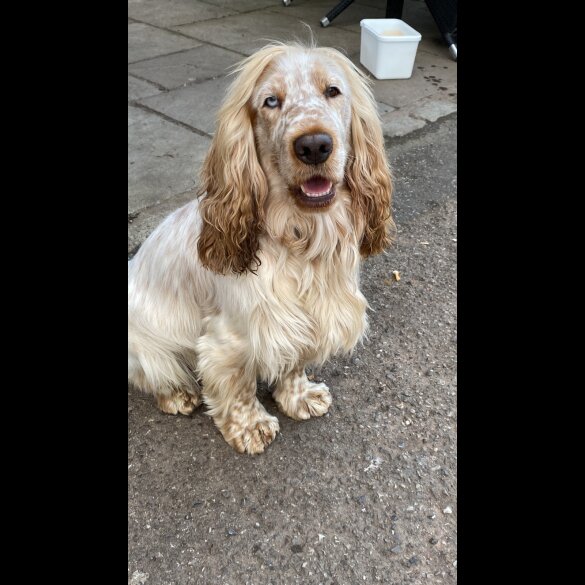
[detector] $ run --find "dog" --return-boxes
[128,43,394,454]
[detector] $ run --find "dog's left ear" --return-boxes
[333,52,396,257]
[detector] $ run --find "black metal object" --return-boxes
[424,0,457,60]
[385,0,404,19]
[321,0,404,27]
[320,0,355,27]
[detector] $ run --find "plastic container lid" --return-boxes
[360,18,422,42]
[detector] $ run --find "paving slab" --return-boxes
[414,47,457,85]
[347,56,433,109]
[380,90,456,137]
[381,107,427,137]
[128,44,241,90]
[409,94,457,122]
[203,0,278,10]
[128,0,237,27]
[128,75,163,101]
[350,48,456,109]
[128,22,201,64]
[128,106,210,214]
[377,100,396,116]
[174,11,361,57]
[138,76,232,135]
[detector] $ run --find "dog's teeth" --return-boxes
[300,179,333,197]
[302,191,328,197]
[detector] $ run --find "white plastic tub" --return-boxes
[360,19,422,80]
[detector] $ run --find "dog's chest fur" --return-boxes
[249,209,368,379]
[280,251,367,358]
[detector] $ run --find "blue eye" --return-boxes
[264,96,280,108]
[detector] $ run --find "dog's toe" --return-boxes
[221,412,280,455]
[156,388,202,416]
[275,381,332,421]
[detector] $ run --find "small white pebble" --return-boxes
[129,571,149,585]
[443,506,453,514]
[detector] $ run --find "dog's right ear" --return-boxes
[197,45,286,275]
[197,104,266,275]
[323,48,395,258]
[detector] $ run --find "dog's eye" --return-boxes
[325,86,341,98]
[264,96,280,108]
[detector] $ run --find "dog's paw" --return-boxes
[274,380,332,421]
[220,410,280,455]
[156,388,201,416]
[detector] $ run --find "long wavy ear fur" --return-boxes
[197,45,287,275]
[325,49,396,257]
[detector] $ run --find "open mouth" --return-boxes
[293,176,336,208]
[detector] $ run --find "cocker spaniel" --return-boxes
[128,43,395,454]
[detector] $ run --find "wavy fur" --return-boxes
[128,44,394,454]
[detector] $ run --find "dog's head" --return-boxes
[198,43,394,274]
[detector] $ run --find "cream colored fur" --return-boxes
[128,43,394,454]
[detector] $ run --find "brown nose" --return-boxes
[294,133,333,165]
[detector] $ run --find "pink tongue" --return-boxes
[301,177,332,195]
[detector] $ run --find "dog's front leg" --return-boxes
[273,366,332,421]
[196,320,279,454]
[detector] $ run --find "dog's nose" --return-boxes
[294,133,333,165]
